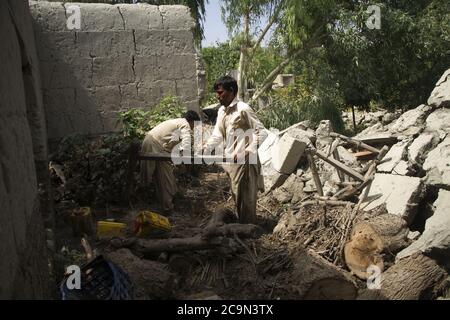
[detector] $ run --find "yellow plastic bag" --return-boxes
[134,211,171,237]
[97,221,127,239]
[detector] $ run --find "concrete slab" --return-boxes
[363,174,423,224]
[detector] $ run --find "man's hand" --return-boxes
[232,150,249,163]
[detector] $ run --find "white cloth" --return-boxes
[204,98,267,157]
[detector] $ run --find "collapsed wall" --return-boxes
[0,0,50,299]
[30,1,201,141]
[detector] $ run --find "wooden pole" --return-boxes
[330,132,381,154]
[311,149,365,182]
[306,150,324,196]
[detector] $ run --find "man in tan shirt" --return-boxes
[141,110,200,213]
[204,76,267,223]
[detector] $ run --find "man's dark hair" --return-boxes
[214,76,238,95]
[184,110,200,122]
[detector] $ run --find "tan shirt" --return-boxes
[148,118,191,153]
[204,98,267,156]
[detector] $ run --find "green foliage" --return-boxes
[258,84,344,133]
[118,108,152,141]
[118,96,186,140]
[52,133,131,207]
[327,0,450,109]
[201,42,240,105]
[146,96,186,128]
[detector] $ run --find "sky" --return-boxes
[201,1,273,48]
[202,1,229,47]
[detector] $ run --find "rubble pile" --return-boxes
[258,68,450,298]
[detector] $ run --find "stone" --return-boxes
[388,104,432,137]
[425,108,450,135]
[407,231,421,241]
[315,120,333,150]
[396,189,450,261]
[271,135,307,175]
[392,160,410,176]
[377,139,410,173]
[427,69,450,108]
[382,112,396,125]
[336,146,357,167]
[261,164,288,193]
[408,132,440,165]
[273,174,304,204]
[356,123,388,138]
[423,136,450,188]
[363,174,424,224]
[257,130,279,166]
[285,128,315,147]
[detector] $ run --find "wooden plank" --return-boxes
[306,150,324,196]
[138,153,231,163]
[330,132,381,154]
[311,149,365,182]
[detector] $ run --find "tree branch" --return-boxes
[250,47,304,104]
[251,3,283,52]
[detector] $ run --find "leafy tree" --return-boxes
[201,41,240,105]
[327,0,450,110]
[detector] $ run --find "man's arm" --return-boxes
[203,108,225,153]
[244,107,267,154]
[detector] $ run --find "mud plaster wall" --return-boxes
[30,1,201,141]
[0,0,50,299]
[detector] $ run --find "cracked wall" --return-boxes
[30,1,200,141]
[0,0,50,299]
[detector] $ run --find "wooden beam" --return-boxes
[138,153,231,163]
[311,149,365,182]
[330,132,381,154]
[306,150,324,196]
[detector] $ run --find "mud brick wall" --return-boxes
[0,0,50,299]
[30,1,201,140]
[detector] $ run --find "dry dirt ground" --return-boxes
[52,164,370,300]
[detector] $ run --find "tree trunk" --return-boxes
[380,253,448,300]
[344,214,409,279]
[106,249,176,299]
[237,10,250,101]
[290,249,358,300]
[134,223,262,255]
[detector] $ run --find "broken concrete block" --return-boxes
[427,68,450,108]
[363,174,423,224]
[423,136,450,189]
[257,130,279,166]
[396,189,450,261]
[285,128,315,146]
[392,160,411,176]
[425,108,450,135]
[315,120,333,151]
[407,231,421,241]
[408,132,440,165]
[273,174,304,204]
[337,146,357,167]
[377,139,410,173]
[271,135,307,175]
[356,123,389,139]
[388,104,432,137]
[261,164,288,192]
